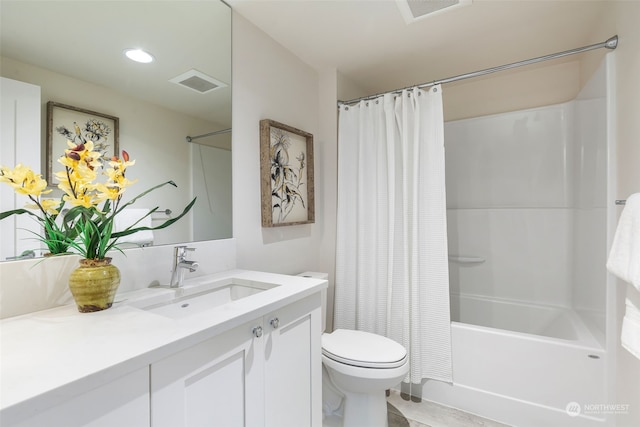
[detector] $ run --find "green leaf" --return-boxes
[114,181,178,215]
[0,208,44,222]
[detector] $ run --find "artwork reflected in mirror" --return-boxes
[46,102,120,183]
[0,0,232,261]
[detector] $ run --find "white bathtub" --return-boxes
[450,293,600,343]
[423,294,607,427]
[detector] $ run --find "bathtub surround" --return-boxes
[335,86,452,386]
[425,57,612,427]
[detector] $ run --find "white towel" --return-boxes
[113,208,154,246]
[607,193,640,292]
[622,296,640,360]
[607,193,640,360]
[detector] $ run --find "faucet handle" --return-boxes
[174,245,196,253]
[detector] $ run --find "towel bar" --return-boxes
[448,255,485,264]
[151,209,172,216]
[616,200,626,205]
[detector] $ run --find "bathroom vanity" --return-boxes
[0,270,326,427]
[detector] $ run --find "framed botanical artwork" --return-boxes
[46,101,119,183]
[260,119,315,227]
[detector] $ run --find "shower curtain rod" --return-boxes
[185,128,231,143]
[338,35,618,106]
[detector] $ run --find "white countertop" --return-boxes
[0,269,327,423]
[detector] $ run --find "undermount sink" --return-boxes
[140,278,280,319]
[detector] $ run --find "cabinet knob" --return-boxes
[270,317,280,329]
[252,326,263,338]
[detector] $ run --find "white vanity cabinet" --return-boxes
[263,294,322,427]
[8,367,150,427]
[0,271,326,427]
[151,317,261,427]
[150,294,322,427]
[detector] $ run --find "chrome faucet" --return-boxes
[170,246,199,288]
[5,250,36,261]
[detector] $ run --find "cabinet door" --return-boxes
[263,294,322,427]
[0,77,41,261]
[151,319,263,427]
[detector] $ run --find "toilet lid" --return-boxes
[322,329,407,369]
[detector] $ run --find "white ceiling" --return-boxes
[1,1,612,120]
[228,0,612,100]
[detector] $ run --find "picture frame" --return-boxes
[46,101,119,183]
[260,119,315,227]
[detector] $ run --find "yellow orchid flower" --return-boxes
[107,158,136,171]
[95,183,124,201]
[61,140,102,171]
[104,168,137,188]
[40,199,60,215]
[63,191,99,209]
[2,141,195,262]
[0,164,51,197]
[25,198,60,215]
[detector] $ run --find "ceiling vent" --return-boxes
[169,69,227,94]
[396,0,471,24]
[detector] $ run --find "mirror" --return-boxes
[0,0,232,260]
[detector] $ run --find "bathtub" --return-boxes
[422,294,607,427]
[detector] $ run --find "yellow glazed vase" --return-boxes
[68,257,121,313]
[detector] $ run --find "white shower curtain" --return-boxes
[334,86,452,385]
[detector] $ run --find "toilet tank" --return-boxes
[297,271,328,332]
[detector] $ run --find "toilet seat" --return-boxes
[322,329,407,369]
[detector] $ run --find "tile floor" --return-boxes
[323,389,511,427]
[387,390,511,427]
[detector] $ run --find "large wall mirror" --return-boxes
[0,0,232,261]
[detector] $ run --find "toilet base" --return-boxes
[341,389,389,427]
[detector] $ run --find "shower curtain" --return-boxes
[334,86,452,385]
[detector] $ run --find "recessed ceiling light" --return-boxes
[123,48,155,64]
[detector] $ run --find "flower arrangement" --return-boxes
[0,141,195,260]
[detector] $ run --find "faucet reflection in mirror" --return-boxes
[0,141,196,312]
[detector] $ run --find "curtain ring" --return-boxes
[433,87,438,93]
[375,100,379,104]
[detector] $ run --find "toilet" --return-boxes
[298,272,410,427]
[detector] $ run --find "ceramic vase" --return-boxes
[68,257,121,313]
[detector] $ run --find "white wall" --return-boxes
[232,14,329,276]
[610,2,640,425]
